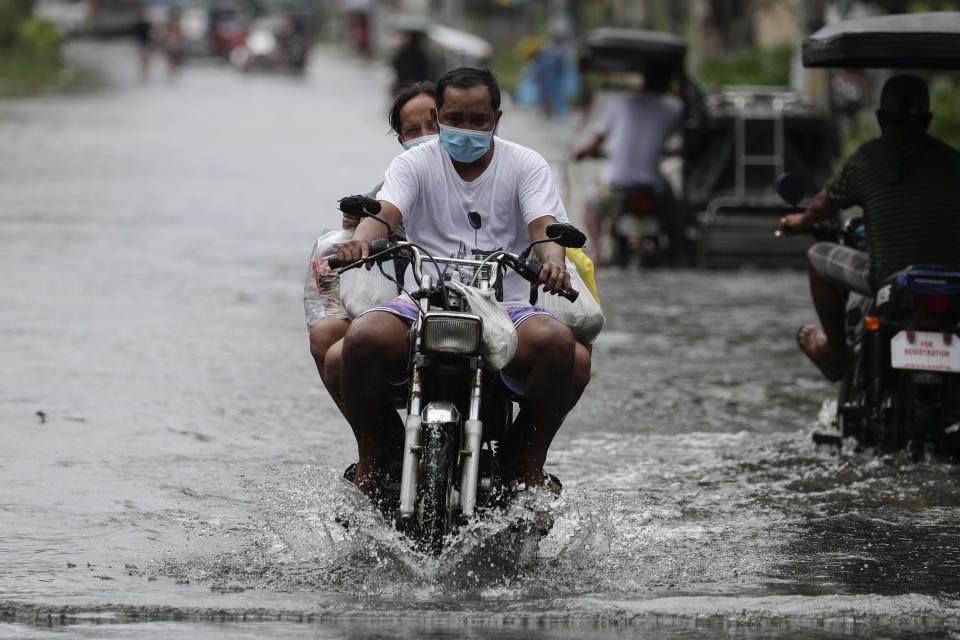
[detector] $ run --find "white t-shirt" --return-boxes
[595,90,682,189]
[377,137,569,304]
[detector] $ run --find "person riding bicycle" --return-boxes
[573,62,682,265]
[336,67,591,496]
[779,74,960,381]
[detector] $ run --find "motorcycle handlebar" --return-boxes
[329,241,580,302]
[776,222,841,243]
[326,237,389,270]
[520,255,579,301]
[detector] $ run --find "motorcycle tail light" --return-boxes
[421,312,482,356]
[627,194,652,212]
[864,316,881,331]
[911,292,951,313]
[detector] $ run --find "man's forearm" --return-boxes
[351,200,401,243]
[539,243,566,265]
[801,189,839,225]
[351,216,389,243]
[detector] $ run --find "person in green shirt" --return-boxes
[779,74,960,381]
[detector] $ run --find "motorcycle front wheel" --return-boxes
[417,422,457,554]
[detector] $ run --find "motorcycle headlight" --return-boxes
[421,312,482,356]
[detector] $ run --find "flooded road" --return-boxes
[3,40,960,639]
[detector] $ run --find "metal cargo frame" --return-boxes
[688,87,835,268]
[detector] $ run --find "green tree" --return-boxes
[698,42,793,88]
[0,0,66,96]
[0,0,33,49]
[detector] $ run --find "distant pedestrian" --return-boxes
[133,7,153,79]
[163,7,184,74]
[532,38,575,117]
[341,0,372,60]
[515,35,578,118]
[391,30,430,96]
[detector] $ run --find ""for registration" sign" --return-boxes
[891,331,960,372]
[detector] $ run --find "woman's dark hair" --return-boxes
[435,67,501,113]
[388,81,437,134]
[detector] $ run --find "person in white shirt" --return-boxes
[336,67,590,496]
[575,63,683,264]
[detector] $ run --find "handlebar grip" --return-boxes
[328,238,391,273]
[559,288,579,302]
[775,222,840,242]
[370,237,389,254]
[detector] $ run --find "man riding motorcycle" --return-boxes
[779,74,960,381]
[336,67,591,496]
[573,62,682,265]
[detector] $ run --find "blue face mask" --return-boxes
[438,123,495,163]
[401,133,438,151]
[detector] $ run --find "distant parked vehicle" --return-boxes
[32,0,89,35]
[231,10,315,73]
[86,0,142,36]
[688,87,836,268]
[210,6,247,59]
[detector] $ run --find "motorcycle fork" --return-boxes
[866,326,885,420]
[459,364,484,517]
[399,363,424,520]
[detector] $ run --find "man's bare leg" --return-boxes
[320,338,348,416]
[309,319,350,376]
[508,339,591,491]
[310,319,350,417]
[340,311,409,492]
[501,316,583,487]
[805,257,847,372]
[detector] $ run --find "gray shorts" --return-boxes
[807,242,873,296]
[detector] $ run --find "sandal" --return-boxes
[796,325,844,382]
[504,471,563,497]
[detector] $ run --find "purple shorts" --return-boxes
[358,298,560,395]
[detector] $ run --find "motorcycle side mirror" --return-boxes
[338,194,391,236]
[545,223,586,249]
[338,194,382,217]
[775,173,805,207]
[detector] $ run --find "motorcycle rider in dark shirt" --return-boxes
[779,75,960,381]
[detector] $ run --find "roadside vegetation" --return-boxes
[842,76,960,158]
[698,42,793,89]
[0,0,75,96]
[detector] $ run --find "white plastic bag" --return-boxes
[340,260,402,319]
[536,256,605,344]
[447,280,518,370]
[303,229,352,328]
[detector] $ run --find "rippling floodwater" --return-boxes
[3,41,960,640]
